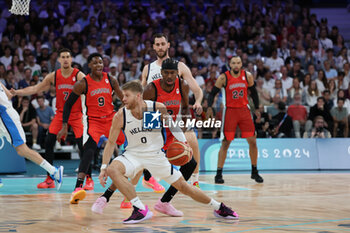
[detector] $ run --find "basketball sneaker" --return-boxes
[120,198,132,209]
[214,203,239,220]
[50,166,64,191]
[91,196,107,214]
[70,187,86,204]
[37,175,55,189]
[154,199,183,217]
[0,178,3,188]
[192,181,200,189]
[123,205,153,224]
[251,172,264,183]
[215,175,224,184]
[142,177,165,193]
[83,175,94,190]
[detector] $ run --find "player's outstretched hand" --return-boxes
[10,88,17,96]
[193,102,203,115]
[99,169,108,188]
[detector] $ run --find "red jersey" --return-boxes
[153,78,182,150]
[55,68,82,117]
[83,72,114,118]
[224,69,249,108]
[153,78,182,121]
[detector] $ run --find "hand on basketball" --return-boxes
[99,169,108,188]
[193,102,203,115]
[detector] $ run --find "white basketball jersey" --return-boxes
[122,100,165,153]
[146,61,162,84]
[0,84,12,108]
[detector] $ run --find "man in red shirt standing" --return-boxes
[287,93,308,138]
[208,56,263,184]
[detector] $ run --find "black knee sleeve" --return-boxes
[179,157,197,181]
[79,137,97,174]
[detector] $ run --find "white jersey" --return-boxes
[122,100,165,153]
[0,84,26,147]
[146,61,162,84]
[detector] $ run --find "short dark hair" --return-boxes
[153,33,168,43]
[87,53,103,64]
[58,48,72,57]
[122,80,143,93]
[337,97,345,103]
[37,95,45,100]
[161,58,178,70]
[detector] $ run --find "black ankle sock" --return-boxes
[102,188,115,202]
[161,186,177,203]
[143,169,152,181]
[75,178,84,188]
[216,168,223,176]
[252,165,258,173]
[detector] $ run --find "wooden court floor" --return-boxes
[0,173,350,233]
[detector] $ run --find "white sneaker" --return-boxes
[32,143,41,150]
[51,166,64,191]
[55,141,62,150]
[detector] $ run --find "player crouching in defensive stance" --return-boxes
[96,80,238,224]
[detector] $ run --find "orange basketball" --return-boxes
[166,141,192,166]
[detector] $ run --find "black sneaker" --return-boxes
[123,205,153,224]
[215,175,225,184]
[214,203,239,220]
[251,172,264,183]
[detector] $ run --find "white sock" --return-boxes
[208,198,221,210]
[130,197,146,210]
[40,160,56,175]
[191,173,199,183]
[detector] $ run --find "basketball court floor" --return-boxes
[0,161,349,233]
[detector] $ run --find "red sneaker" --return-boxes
[83,175,94,190]
[120,198,132,209]
[37,175,55,189]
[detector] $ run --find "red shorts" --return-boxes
[49,112,83,138]
[85,115,125,146]
[222,107,255,140]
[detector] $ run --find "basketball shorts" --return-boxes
[84,115,125,146]
[0,105,26,147]
[221,107,255,141]
[49,112,83,138]
[114,150,182,184]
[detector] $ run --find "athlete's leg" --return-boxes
[215,138,232,183]
[246,135,263,183]
[185,131,200,186]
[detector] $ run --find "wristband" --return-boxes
[100,164,107,170]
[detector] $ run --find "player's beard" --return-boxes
[233,69,240,75]
[156,50,167,59]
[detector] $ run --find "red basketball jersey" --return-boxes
[55,68,82,116]
[153,78,182,121]
[83,72,114,118]
[224,69,249,108]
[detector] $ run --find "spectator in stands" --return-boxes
[305,80,320,107]
[336,72,348,90]
[322,89,334,111]
[256,78,271,106]
[108,62,118,80]
[333,89,350,113]
[287,93,308,138]
[18,68,32,89]
[262,70,275,91]
[324,60,338,80]
[125,61,141,82]
[287,60,304,81]
[303,115,331,138]
[270,102,293,138]
[315,69,328,93]
[254,104,271,138]
[264,49,284,72]
[331,98,349,137]
[305,96,333,133]
[280,66,293,91]
[270,79,288,103]
[267,93,282,118]
[319,28,333,50]
[36,95,54,147]
[301,73,311,91]
[0,45,12,68]
[17,96,40,150]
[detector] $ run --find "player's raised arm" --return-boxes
[178,62,203,115]
[99,109,124,187]
[11,72,54,96]
[141,63,149,87]
[56,79,86,142]
[156,102,187,143]
[142,83,156,101]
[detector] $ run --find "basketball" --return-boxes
[166,141,192,166]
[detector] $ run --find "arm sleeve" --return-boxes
[207,86,221,108]
[248,83,259,109]
[62,92,80,124]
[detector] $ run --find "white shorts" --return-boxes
[114,150,182,185]
[0,105,26,147]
